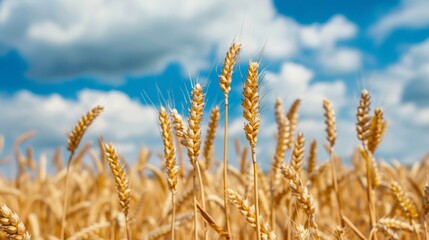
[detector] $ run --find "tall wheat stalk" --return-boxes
[183,83,205,240]
[242,61,261,240]
[219,42,241,238]
[104,143,131,240]
[159,106,179,240]
[61,105,103,240]
[356,89,377,233]
[323,99,345,227]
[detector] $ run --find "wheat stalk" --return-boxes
[242,61,262,240]
[61,106,103,240]
[104,143,131,240]
[183,83,205,240]
[159,106,179,240]
[323,99,345,228]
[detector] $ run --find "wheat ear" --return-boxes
[367,108,387,153]
[242,61,262,240]
[307,140,317,175]
[159,106,179,240]
[271,106,290,186]
[61,105,103,240]
[355,90,378,232]
[183,83,205,240]
[390,180,419,220]
[356,89,371,145]
[202,106,220,170]
[171,109,187,177]
[219,42,241,238]
[226,189,276,240]
[286,99,301,149]
[0,204,31,240]
[104,143,131,240]
[291,133,305,175]
[280,164,319,238]
[323,99,345,228]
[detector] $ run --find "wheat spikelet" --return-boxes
[360,147,382,188]
[291,133,305,174]
[292,225,310,240]
[307,140,317,175]
[368,108,387,153]
[226,189,276,240]
[219,43,241,95]
[67,106,103,153]
[159,106,179,193]
[274,98,285,127]
[280,164,318,234]
[271,113,290,186]
[185,84,205,166]
[104,143,131,218]
[378,218,415,232]
[170,109,188,146]
[356,89,371,144]
[202,106,220,169]
[0,204,31,240]
[323,99,336,148]
[389,180,419,219]
[334,226,347,240]
[242,61,260,149]
[286,99,301,149]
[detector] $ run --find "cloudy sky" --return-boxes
[1,0,429,173]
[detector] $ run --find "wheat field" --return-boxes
[0,43,428,240]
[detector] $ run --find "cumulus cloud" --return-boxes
[0,89,160,164]
[0,0,361,80]
[266,62,348,117]
[368,37,429,162]
[0,0,301,80]
[300,15,362,73]
[370,0,429,41]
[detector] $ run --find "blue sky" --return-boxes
[1,0,429,172]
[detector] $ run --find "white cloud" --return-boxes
[0,0,361,80]
[266,61,348,117]
[300,15,362,73]
[367,37,429,162]
[300,15,357,49]
[317,48,362,73]
[0,89,160,165]
[0,0,301,80]
[370,0,429,40]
